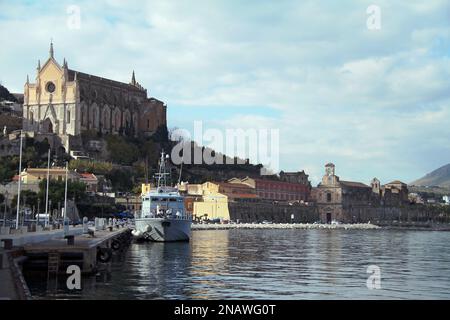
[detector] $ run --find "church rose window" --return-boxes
[46,81,56,93]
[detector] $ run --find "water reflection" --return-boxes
[27,229,450,300]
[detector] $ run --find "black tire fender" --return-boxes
[97,247,113,263]
[111,239,121,251]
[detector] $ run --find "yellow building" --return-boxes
[141,183,151,195]
[182,182,230,221]
[19,167,80,184]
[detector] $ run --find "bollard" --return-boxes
[1,239,13,250]
[82,217,89,234]
[65,235,75,246]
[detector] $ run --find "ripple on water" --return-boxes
[25,229,450,299]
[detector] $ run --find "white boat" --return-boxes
[132,152,192,242]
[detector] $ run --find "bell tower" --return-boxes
[322,163,339,186]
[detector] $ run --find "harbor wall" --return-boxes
[228,202,450,225]
[344,205,450,224]
[229,202,319,223]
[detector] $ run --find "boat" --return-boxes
[132,152,192,242]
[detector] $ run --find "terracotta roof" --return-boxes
[80,173,97,180]
[340,180,371,188]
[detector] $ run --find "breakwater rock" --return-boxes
[192,223,380,231]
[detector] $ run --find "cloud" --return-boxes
[0,0,449,185]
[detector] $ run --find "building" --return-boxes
[313,163,410,223]
[19,167,80,184]
[215,182,258,201]
[228,176,310,202]
[179,182,230,221]
[115,195,142,213]
[313,163,372,223]
[279,170,311,187]
[382,180,409,205]
[79,173,98,192]
[22,42,167,152]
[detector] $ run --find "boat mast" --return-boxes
[156,151,170,190]
[15,130,23,229]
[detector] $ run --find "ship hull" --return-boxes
[133,218,192,242]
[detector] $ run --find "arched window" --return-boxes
[327,193,332,202]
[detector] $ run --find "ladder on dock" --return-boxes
[47,251,60,293]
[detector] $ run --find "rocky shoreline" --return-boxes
[192,223,381,230]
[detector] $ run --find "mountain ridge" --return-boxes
[411,163,450,187]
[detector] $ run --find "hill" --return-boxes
[411,163,450,187]
[0,84,17,102]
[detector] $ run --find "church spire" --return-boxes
[26,74,29,84]
[131,70,136,85]
[49,40,54,59]
[37,59,41,71]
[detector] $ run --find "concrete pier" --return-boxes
[0,248,32,300]
[0,226,84,247]
[0,222,132,299]
[22,227,132,274]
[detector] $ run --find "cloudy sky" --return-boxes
[0,0,449,185]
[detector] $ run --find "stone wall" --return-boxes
[228,201,450,225]
[229,201,319,223]
[345,205,450,224]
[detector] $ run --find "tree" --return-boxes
[0,157,17,183]
[38,179,87,210]
[11,190,39,210]
[106,169,134,192]
[105,135,139,165]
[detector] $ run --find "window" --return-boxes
[327,193,332,202]
[46,81,56,93]
[67,110,70,124]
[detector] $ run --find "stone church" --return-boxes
[313,163,409,223]
[23,43,167,152]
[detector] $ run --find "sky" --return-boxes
[0,0,449,185]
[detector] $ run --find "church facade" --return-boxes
[313,163,409,223]
[23,43,166,151]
